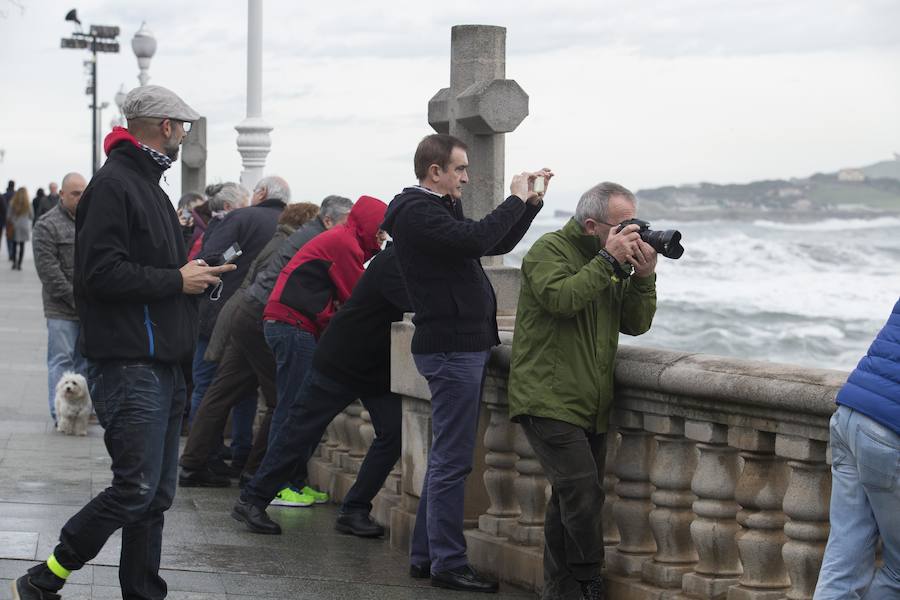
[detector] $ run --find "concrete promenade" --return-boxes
[0,253,534,599]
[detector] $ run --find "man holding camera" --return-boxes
[508,182,658,600]
[12,85,235,600]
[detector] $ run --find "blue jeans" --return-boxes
[814,405,900,599]
[410,350,491,574]
[37,361,186,599]
[189,336,255,463]
[243,367,401,512]
[46,318,87,421]
[263,320,316,448]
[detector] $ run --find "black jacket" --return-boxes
[244,216,326,310]
[196,198,285,339]
[74,141,197,364]
[381,186,542,353]
[313,245,412,393]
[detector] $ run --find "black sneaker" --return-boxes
[409,562,431,579]
[580,575,605,600]
[179,467,230,488]
[11,576,61,600]
[207,457,232,476]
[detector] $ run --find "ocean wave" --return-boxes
[751,216,900,232]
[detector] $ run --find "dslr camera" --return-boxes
[616,218,684,259]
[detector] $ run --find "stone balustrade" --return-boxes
[306,317,845,599]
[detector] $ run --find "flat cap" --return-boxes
[122,85,200,122]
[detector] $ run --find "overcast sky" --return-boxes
[0,0,897,211]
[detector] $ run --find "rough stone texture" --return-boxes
[181,116,207,195]
[427,24,528,269]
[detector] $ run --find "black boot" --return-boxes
[231,499,281,534]
[11,569,62,600]
[431,565,499,593]
[334,512,385,538]
[580,575,605,600]
[179,466,230,487]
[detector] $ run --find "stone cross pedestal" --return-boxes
[182,116,207,196]
[428,25,529,272]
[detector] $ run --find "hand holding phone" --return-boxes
[221,243,243,265]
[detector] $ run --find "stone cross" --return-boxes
[181,116,207,196]
[428,25,529,298]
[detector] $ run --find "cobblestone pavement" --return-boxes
[0,252,534,599]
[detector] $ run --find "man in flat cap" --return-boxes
[12,85,236,600]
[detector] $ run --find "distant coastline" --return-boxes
[553,158,900,223]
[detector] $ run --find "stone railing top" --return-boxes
[393,318,849,443]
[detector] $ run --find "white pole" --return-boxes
[235,0,272,191]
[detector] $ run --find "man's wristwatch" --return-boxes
[597,248,632,281]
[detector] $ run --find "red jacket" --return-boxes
[264,195,387,337]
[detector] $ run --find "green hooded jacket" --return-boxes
[508,218,657,432]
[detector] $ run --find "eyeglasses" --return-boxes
[159,119,192,133]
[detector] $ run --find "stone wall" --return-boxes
[307,316,847,599]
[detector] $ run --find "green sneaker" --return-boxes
[270,487,314,507]
[301,485,329,504]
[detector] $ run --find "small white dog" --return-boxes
[55,372,92,436]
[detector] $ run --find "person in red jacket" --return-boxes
[248,195,387,509]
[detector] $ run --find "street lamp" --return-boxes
[60,8,120,176]
[131,22,156,87]
[110,83,127,129]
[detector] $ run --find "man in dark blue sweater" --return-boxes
[381,133,550,593]
[815,298,900,599]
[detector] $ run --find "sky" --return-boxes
[0,0,898,211]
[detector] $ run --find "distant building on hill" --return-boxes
[838,169,866,182]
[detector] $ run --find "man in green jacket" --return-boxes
[508,181,657,600]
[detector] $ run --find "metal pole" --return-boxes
[91,42,98,175]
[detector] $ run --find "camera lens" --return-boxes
[642,229,684,259]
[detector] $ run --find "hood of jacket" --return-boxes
[346,195,388,260]
[103,126,142,156]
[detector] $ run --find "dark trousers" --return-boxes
[11,240,24,268]
[410,350,491,574]
[520,415,607,600]
[30,361,185,600]
[180,305,277,475]
[242,366,402,514]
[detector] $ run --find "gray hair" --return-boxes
[208,182,250,212]
[575,182,636,226]
[319,195,353,222]
[254,175,291,203]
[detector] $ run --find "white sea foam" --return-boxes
[752,216,900,232]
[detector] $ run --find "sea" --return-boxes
[506,215,900,373]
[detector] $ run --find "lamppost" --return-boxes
[60,9,120,176]
[235,0,272,190]
[110,84,127,129]
[131,22,156,87]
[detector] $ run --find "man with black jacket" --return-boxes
[232,244,412,539]
[380,133,550,593]
[180,175,288,484]
[12,85,234,600]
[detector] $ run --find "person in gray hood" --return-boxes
[33,172,88,423]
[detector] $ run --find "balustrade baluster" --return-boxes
[607,409,656,577]
[642,415,698,588]
[681,421,743,599]
[479,393,520,537]
[511,423,549,546]
[603,429,620,551]
[777,435,830,600]
[728,428,790,600]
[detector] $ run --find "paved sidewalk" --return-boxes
[0,253,533,599]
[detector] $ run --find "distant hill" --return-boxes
[634,158,900,221]
[860,159,900,181]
